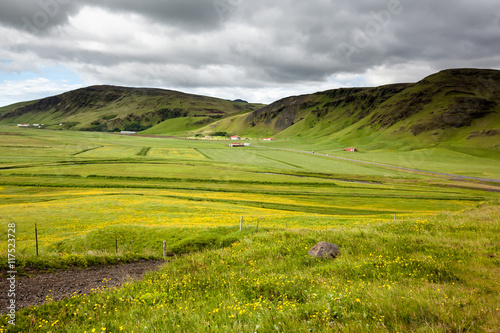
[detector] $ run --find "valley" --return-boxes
[0,68,499,332]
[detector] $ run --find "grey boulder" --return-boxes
[308,241,340,259]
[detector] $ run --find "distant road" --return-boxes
[255,146,500,184]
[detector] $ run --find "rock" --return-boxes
[308,242,340,259]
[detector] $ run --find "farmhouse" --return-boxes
[263,138,276,141]
[229,143,245,147]
[120,131,137,134]
[230,135,240,140]
[17,124,29,127]
[345,147,357,152]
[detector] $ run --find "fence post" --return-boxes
[35,223,39,257]
[115,237,118,254]
[163,241,167,259]
[240,216,243,231]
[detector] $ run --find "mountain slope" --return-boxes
[206,68,500,150]
[0,85,263,132]
[1,69,499,151]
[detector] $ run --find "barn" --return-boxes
[229,143,245,147]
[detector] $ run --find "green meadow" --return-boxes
[0,126,499,332]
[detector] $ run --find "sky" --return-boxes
[1,0,499,107]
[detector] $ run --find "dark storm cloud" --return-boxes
[84,0,226,31]
[0,0,80,33]
[0,0,229,34]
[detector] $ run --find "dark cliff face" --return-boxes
[0,96,62,120]
[244,84,409,133]
[245,95,309,131]
[409,97,496,135]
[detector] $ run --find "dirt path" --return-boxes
[1,260,164,313]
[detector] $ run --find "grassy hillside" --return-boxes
[192,113,277,137]
[208,68,500,151]
[140,117,213,135]
[335,69,500,150]
[0,86,263,133]
[1,68,499,151]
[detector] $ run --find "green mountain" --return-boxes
[0,85,264,132]
[199,68,500,151]
[1,69,499,151]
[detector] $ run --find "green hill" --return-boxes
[201,68,500,151]
[1,69,499,151]
[0,85,264,132]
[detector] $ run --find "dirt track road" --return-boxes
[1,260,164,313]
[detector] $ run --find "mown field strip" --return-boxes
[246,151,306,170]
[0,174,487,202]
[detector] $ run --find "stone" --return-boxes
[308,241,340,259]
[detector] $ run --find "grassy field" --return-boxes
[0,126,499,332]
[255,138,500,180]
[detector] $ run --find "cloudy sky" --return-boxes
[1,0,499,106]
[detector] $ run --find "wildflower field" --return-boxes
[0,127,499,332]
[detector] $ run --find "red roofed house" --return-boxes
[263,138,276,141]
[230,135,240,140]
[345,147,357,152]
[229,143,245,147]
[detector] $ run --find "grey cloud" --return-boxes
[1,0,499,94]
[0,0,231,34]
[84,0,228,31]
[0,0,80,33]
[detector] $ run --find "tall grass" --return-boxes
[2,204,499,332]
